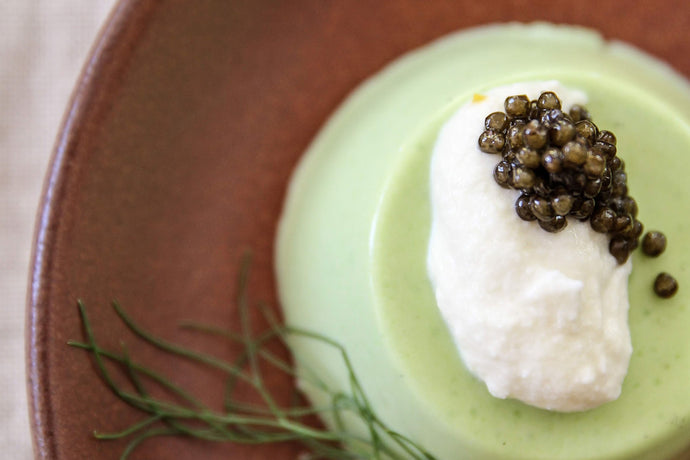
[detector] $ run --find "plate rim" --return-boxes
[25,1,159,457]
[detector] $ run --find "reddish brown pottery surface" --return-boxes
[27,1,690,459]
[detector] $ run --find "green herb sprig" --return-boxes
[69,255,437,460]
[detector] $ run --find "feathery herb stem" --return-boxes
[69,255,437,460]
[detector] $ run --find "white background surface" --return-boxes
[1,1,116,457]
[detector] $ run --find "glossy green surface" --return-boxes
[276,24,690,459]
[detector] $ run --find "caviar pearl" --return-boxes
[538,91,561,110]
[485,112,508,131]
[515,194,536,221]
[504,95,530,119]
[654,273,679,298]
[523,120,548,149]
[642,231,667,256]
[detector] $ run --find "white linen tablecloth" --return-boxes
[1,1,116,457]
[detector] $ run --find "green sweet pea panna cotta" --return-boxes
[275,23,690,459]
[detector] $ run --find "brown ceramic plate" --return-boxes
[27,1,690,459]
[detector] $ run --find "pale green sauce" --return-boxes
[277,24,690,459]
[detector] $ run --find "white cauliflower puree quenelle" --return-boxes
[427,81,632,412]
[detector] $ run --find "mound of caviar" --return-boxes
[478,91,643,264]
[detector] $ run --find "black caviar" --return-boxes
[654,272,678,298]
[478,91,642,264]
[642,231,667,257]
